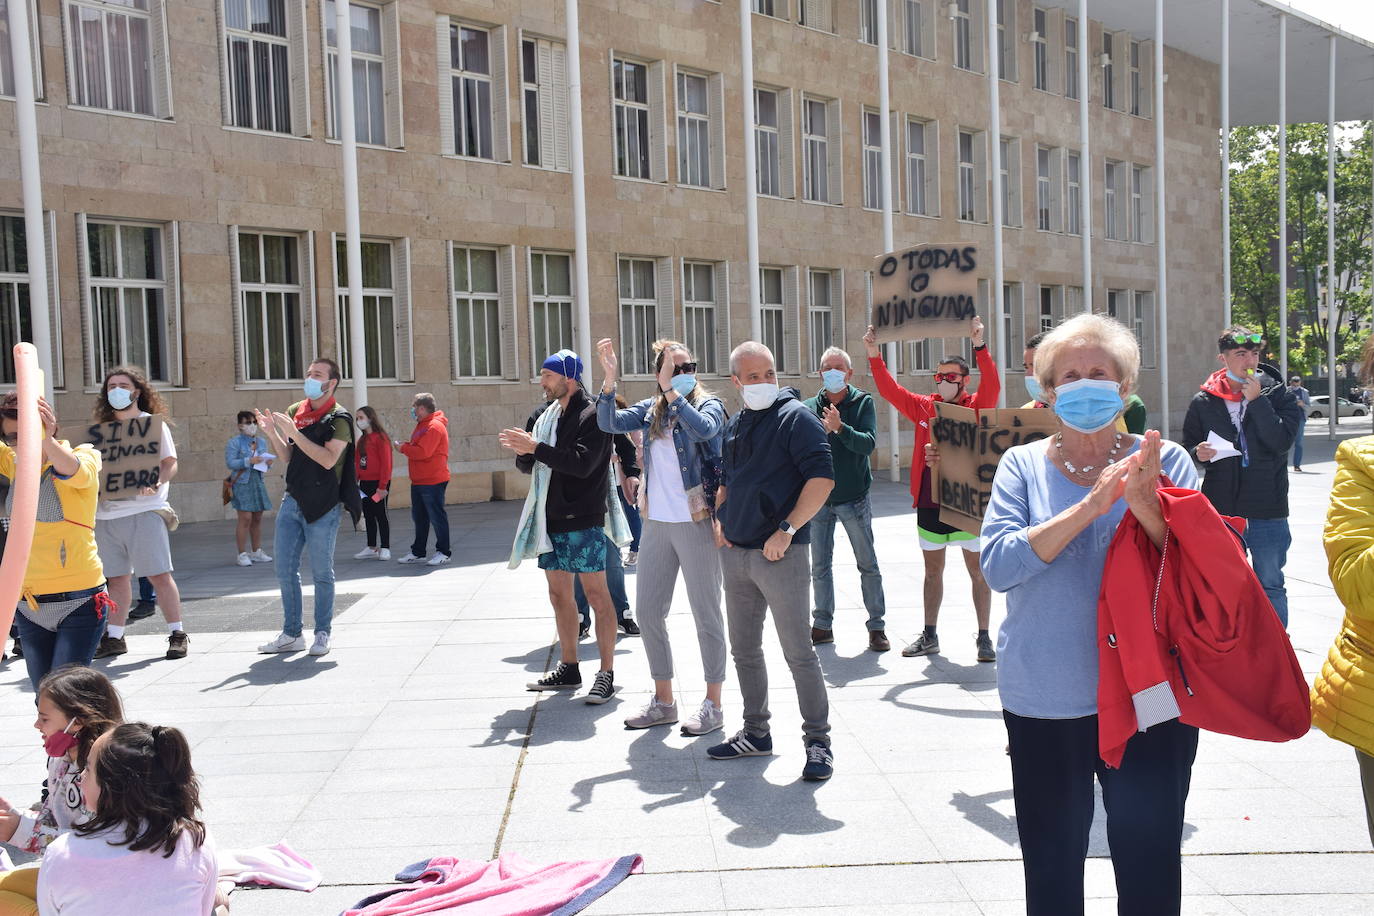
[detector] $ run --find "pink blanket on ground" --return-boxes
[343,852,643,916]
[218,841,322,891]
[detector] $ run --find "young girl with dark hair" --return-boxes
[226,409,274,567]
[37,723,217,915]
[353,405,392,560]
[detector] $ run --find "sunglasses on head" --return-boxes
[672,361,698,376]
[933,372,965,384]
[1226,333,1263,350]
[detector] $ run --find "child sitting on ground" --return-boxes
[37,722,218,914]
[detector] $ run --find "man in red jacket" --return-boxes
[864,317,1000,662]
[393,393,452,567]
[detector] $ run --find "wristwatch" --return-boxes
[778,520,796,535]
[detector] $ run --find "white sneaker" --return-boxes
[624,550,638,566]
[258,632,306,654]
[682,698,725,736]
[426,553,451,567]
[378,548,392,561]
[353,547,379,560]
[308,632,331,656]
[236,552,253,567]
[248,549,273,563]
[396,552,424,564]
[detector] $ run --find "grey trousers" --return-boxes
[1360,750,1374,847]
[635,518,727,684]
[720,542,831,745]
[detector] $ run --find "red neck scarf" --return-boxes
[294,396,337,430]
[1200,369,1244,402]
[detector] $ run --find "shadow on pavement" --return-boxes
[815,643,886,687]
[200,655,339,691]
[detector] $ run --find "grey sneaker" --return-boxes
[624,697,678,729]
[901,633,940,657]
[681,698,724,736]
[976,633,996,662]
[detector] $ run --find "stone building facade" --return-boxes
[0,0,1221,522]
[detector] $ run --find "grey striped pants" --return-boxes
[634,517,727,684]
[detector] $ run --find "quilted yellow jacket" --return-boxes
[1314,437,1374,756]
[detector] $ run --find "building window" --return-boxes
[521,35,570,170]
[802,95,839,204]
[1035,146,1063,232]
[957,128,985,223]
[798,0,832,33]
[618,257,660,377]
[1106,288,1123,322]
[998,282,1023,364]
[236,231,304,381]
[759,266,786,374]
[1104,160,1122,240]
[1037,285,1061,334]
[999,137,1020,228]
[1134,290,1156,367]
[995,0,1015,82]
[85,220,172,382]
[613,56,656,180]
[1102,32,1115,110]
[860,0,877,45]
[676,70,716,188]
[222,0,303,134]
[682,261,722,375]
[903,1,931,59]
[451,245,502,378]
[1066,150,1081,235]
[1032,7,1048,91]
[335,238,399,379]
[1128,40,1142,116]
[445,23,495,160]
[863,110,884,211]
[953,0,974,71]
[65,0,170,117]
[753,0,785,18]
[325,0,392,146]
[1130,164,1145,242]
[0,212,58,385]
[755,86,781,197]
[1064,16,1079,99]
[529,251,573,372]
[906,117,936,216]
[807,268,836,372]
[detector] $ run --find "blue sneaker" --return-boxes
[801,740,833,781]
[706,729,773,759]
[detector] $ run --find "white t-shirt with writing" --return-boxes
[646,433,692,523]
[94,412,177,521]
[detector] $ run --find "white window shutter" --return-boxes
[150,0,174,118]
[708,72,726,190]
[289,1,311,135]
[712,261,730,375]
[1049,147,1063,231]
[445,242,457,377]
[41,210,63,388]
[830,269,845,353]
[166,221,185,386]
[777,88,795,199]
[782,266,800,375]
[973,131,988,222]
[74,213,95,385]
[435,17,454,155]
[395,237,413,381]
[825,99,841,205]
[927,121,941,216]
[329,231,343,357]
[1143,167,1155,243]
[301,230,317,364]
[214,0,232,124]
[1139,40,1154,118]
[647,60,667,182]
[655,257,675,339]
[888,113,900,213]
[499,245,519,380]
[229,225,244,381]
[383,1,403,147]
[1046,8,1064,94]
[492,25,510,162]
[548,41,571,170]
[887,0,899,51]
[802,0,820,28]
[970,0,986,72]
[1111,29,1129,109]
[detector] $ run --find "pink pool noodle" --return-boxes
[0,343,44,644]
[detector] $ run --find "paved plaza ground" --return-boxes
[1,420,1372,914]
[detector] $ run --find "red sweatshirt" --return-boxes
[869,345,1001,508]
[355,431,392,489]
[399,410,451,485]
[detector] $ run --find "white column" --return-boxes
[877,0,900,479]
[987,0,1006,406]
[335,0,368,408]
[6,0,51,397]
[1220,0,1231,326]
[567,0,592,361]
[1155,0,1169,438]
[1078,0,1092,312]
[1326,34,1337,440]
[741,0,761,341]
[1277,14,1287,383]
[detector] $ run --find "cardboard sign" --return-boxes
[59,416,165,500]
[871,243,979,343]
[931,402,1057,536]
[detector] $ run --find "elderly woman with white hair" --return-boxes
[980,314,1201,916]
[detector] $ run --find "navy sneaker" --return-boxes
[706,729,773,759]
[801,740,833,781]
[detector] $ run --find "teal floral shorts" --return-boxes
[537,527,607,573]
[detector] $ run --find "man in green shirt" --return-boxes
[803,347,889,652]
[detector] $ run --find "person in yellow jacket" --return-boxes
[0,393,111,691]
[1314,337,1374,847]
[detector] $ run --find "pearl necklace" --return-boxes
[1056,432,1124,477]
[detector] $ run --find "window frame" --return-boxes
[449,243,505,380]
[231,227,313,384]
[323,0,402,149]
[519,32,570,172]
[1064,15,1079,100]
[999,136,1021,229]
[956,127,987,224]
[0,209,63,388]
[674,66,721,190]
[218,0,307,136]
[801,94,841,206]
[333,234,410,382]
[437,19,509,163]
[1,0,46,102]
[528,249,575,377]
[1066,150,1082,236]
[616,255,661,379]
[63,0,173,120]
[905,116,938,217]
[681,259,729,376]
[610,53,666,183]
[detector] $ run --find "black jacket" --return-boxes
[515,388,614,533]
[1181,363,1302,519]
[284,404,362,525]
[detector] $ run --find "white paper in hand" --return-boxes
[1204,431,1240,462]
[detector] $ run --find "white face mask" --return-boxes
[239,424,258,437]
[356,417,370,430]
[739,382,779,411]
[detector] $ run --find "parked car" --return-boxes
[1307,396,1368,419]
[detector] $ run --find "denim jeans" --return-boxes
[274,496,342,638]
[410,482,451,557]
[138,577,156,603]
[619,490,642,553]
[1245,517,1291,628]
[576,533,628,626]
[1291,418,1306,468]
[809,494,886,631]
[16,596,107,691]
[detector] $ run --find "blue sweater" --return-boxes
[719,388,833,549]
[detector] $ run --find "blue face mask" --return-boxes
[1023,374,1044,402]
[303,377,327,400]
[1225,369,1254,385]
[106,386,134,410]
[1052,378,1124,433]
[821,369,848,394]
[411,407,418,420]
[669,374,697,397]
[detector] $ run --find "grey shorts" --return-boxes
[95,511,174,578]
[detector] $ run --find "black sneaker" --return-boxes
[584,670,616,704]
[707,729,773,759]
[165,631,189,660]
[527,662,581,691]
[577,623,590,640]
[802,740,834,781]
[93,635,127,659]
[619,618,640,636]
[10,637,20,659]
[128,600,157,621]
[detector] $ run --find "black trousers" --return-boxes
[359,480,390,548]
[1003,710,1199,916]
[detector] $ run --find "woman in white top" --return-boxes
[37,722,217,916]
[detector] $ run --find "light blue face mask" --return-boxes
[1051,378,1124,433]
[303,377,326,400]
[1226,369,1254,385]
[821,369,848,394]
[106,386,134,410]
[1023,374,1044,402]
[669,374,697,396]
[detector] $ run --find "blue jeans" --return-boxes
[810,495,887,631]
[619,490,642,553]
[1292,418,1306,468]
[138,577,155,603]
[1245,517,1291,628]
[410,482,451,557]
[274,496,342,638]
[16,596,107,691]
[576,533,629,626]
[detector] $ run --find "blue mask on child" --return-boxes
[1024,375,1044,402]
[821,369,848,394]
[669,374,697,396]
[303,377,326,400]
[1052,378,1124,433]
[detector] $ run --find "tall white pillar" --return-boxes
[334,0,368,408]
[6,0,52,397]
[987,0,1006,405]
[876,0,901,478]
[1277,14,1288,383]
[1078,0,1092,312]
[1155,0,1170,438]
[567,0,592,361]
[740,0,761,342]
[1220,0,1231,326]
[1326,34,1337,440]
